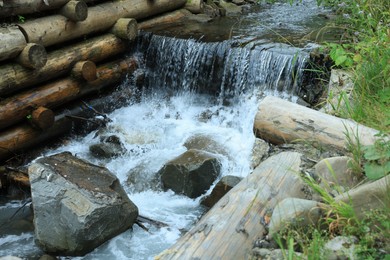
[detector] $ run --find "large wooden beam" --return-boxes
[157,152,307,259]
[0,33,127,97]
[0,57,137,131]
[253,96,380,151]
[138,9,191,30]
[17,0,186,47]
[0,59,137,162]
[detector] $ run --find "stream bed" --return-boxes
[0,1,334,259]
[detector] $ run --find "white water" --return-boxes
[0,30,311,258]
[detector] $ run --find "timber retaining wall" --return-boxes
[0,0,188,162]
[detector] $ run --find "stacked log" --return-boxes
[0,0,189,163]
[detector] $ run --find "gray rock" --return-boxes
[232,0,245,5]
[184,134,228,157]
[315,156,363,194]
[251,138,270,169]
[322,236,358,260]
[89,134,126,159]
[28,152,138,256]
[159,149,221,198]
[251,248,305,260]
[201,175,242,207]
[269,198,324,237]
[219,0,242,15]
[0,257,23,260]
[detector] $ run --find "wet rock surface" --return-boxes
[28,152,138,256]
[201,175,242,207]
[159,149,221,198]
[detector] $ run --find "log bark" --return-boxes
[0,57,137,130]
[16,43,48,69]
[0,81,135,162]
[110,18,138,40]
[253,96,380,151]
[0,33,127,97]
[59,0,88,22]
[71,60,97,81]
[30,107,55,130]
[138,9,191,30]
[157,152,307,259]
[0,26,26,62]
[0,0,102,18]
[17,0,187,47]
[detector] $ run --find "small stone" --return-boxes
[322,236,358,260]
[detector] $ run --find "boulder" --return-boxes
[219,0,242,15]
[159,149,221,198]
[183,134,228,157]
[28,152,138,256]
[314,156,362,194]
[269,198,324,237]
[89,134,126,159]
[201,175,242,207]
[251,138,270,169]
[322,236,358,259]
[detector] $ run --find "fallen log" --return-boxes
[157,152,307,259]
[0,33,127,97]
[0,57,137,130]
[110,18,138,40]
[17,0,186,47]
[0,26,26,62]
[184,0,204,14]
[138,9,191,30]
[0,62,137,162]
[30,107,55,130]
[253,96,380,151]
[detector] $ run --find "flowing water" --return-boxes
[0,1,332,259]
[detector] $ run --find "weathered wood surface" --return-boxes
[110,18,138,40]
[30,106,55,130]
[0,26,26,62]
[254,96,380,151]
[0,33,127,97]
[16,43,47,69]
[157,152,307,259]
[71,60,97,81]
[18,0,186,47]
[0,84,133,162]
[0,0,102,17]
[184,0,204,14]
[59,0,88,22]
[0,57,137,130]
[138,9,191,30]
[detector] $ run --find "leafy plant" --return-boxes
[17,15,25,23]
[362,133,390,180]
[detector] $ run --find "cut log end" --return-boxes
[17,43,48,69]
[31,107,55,130]
[60,0,88,22]
[110,18,138,41]
[71,60,97,81]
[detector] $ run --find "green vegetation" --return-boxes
[270,1,389,258]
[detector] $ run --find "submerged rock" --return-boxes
[89,134,126,159]
[201,175,242,208]
[159,149,221,198]
[28,152,138,256]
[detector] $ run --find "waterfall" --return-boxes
[138,33,309,102]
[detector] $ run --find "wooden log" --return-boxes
[253,96,380,151]
[30,107,55,130]
[17,0,187,47]
[0,80,135,162]
[0,26,27,62]
[110,18,138,40]
[0,33,126,97]
[59,0,88,22]
[184,0,204,14]
[71,60,97,81]
[138,9,191,30]
[157,152,307,259]
[16,43,48,69]
[0,0,103,18]
[0,57,137,130]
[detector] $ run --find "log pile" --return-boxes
[0,0,188,163]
